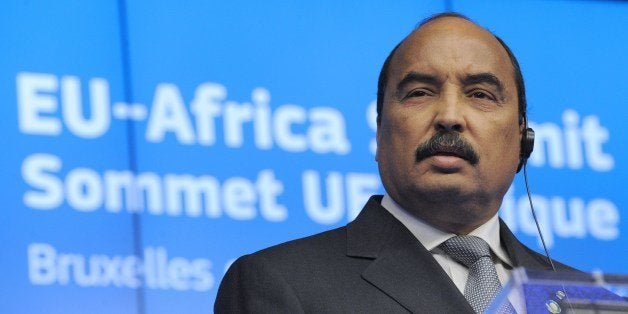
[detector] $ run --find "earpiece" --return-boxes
[517,127,535,173]
[521,126,556,271]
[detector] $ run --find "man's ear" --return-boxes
[517,119,535,173]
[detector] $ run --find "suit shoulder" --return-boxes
[246,225,348,265]
[217,225,362,310]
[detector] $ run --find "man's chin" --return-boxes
[410,180,478,204]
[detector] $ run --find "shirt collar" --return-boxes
[381,193,512,267]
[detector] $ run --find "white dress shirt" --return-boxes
[381,194,524,313]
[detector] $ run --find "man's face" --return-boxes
[376,17,522,232]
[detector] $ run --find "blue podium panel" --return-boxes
[123,1,446,311]
[453,0,628,273]
[0,2,138,313]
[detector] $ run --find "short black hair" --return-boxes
[376,12,527,125]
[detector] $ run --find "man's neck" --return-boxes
[381,194,509,264]
[391,192,501,234]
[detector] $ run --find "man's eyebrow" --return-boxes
[461,72,505,95]
[395,71,441,94]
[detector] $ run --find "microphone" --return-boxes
[523,162,582,314]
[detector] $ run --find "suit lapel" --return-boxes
[499,219,554,270]
[347,196,474,313]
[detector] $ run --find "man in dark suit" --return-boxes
[215,13,571,313]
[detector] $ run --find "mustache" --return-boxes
[415,130,480,165]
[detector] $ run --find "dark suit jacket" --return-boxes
[215,195,574,313]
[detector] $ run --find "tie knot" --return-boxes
[440,235,492,267]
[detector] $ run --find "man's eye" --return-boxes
[470,91,494,100]
[407,90,428,98]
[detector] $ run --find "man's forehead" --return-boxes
[407,17,498,49]
[392,17,512,76]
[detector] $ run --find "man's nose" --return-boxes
[433,93,465,132]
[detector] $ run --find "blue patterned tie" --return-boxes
[440,236,515,313]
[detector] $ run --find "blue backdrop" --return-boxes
[1,1,626,313]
